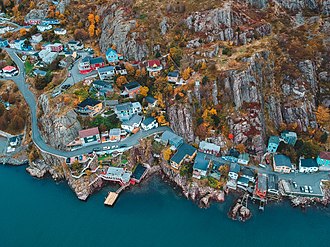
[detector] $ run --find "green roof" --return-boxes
[171,143,196,164]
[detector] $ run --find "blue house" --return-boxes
[267,136,280,153]
[317,152,330,170]
[281,131,297,146]
[106,48,119,63]
[42,18,60,25]
[192,152,210,179]
[170,143,197,170]
[0,38,8,48]
[161,131,184,148]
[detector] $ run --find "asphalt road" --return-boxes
[3,49,170,158]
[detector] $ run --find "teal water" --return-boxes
[1,165,330,247]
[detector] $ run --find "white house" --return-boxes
[237,153,249,165]
[299,158,319,173]
[67,40,83,50]
[30,33,43,43]
[121,114,143,133]
[98,66,115,80]
[228,163,240,180]
[38,49,58,64]
[199,141,220,155]
[54,28,67,35]
[37,24,52,32]
[141,117,158,130]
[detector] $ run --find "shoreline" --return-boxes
[2,158,330,222]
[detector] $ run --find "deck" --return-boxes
[104,192,118,206]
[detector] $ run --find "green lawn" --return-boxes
[24,61,34,75]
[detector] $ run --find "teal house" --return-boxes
[317,152,330,169]
[281,131,297,146]
[0,38,8,48]
[106,48,119,63]
[267,136,280,153]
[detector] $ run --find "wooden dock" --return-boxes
[104,192,118,206]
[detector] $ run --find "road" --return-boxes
[3,49,170,158]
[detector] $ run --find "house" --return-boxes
[76,98,103,117]
[33,69,47,77]
[161,130,184,149]
[167,71,180,83]
[79,127,100,146]
[0,26,10,34]
[267,136,280,153]
[146,59,163,77]
[170,143,197,170]
[273,154,292,173]
[106,48,119,63]
[122,81,141,98]
[78,56,92,74]
[281,131,297,146]
[228,163,240,180]
[199,141,221,155]
[255,173,268,199]
[1,66,18,77]
[192,152,210,179]
[114,102,142,121]
[44,43,63,52]
[237,177,250,189]
[115,65,127,75]
[90,57,105,70]
[109,128,121,142]
[121,114,143,132]
[91,80,113,96]
[240,167,255,183]
[25,18,42,25]
[237,153,249,165]
[67,40,83,50]
[38,50,58,64]
[317,152,330,170]
[9,136,19,147]
[30,33,43,43]
[267,174,279,194]
[0,38,8,47]
[37,24,52,32]
[299,158,318,173]
[141,117,158,130]
[42,18,60,25]
[14,39,26,50]
[145,96,157,108]
[98,66,115,80]
[54,28,67,35]
[103,167,132,185]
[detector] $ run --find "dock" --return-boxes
[104,192,118,206]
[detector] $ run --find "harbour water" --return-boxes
[1,165,329,247]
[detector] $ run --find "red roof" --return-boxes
[79,127,99,138]
[147,59,161,67]
[2,66,17,72]
[319,152,330,160]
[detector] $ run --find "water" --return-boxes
[1,165,330,247]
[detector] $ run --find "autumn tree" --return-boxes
[74,29,88,40]
[139,86,149,97]
[116,76,127,88]
[19,28,26,36]
[125,63,135,75]
[88,24,95,38]
[201,61,207,70]
[235,143,246,153]
[182,67,192,80]
[315,105,330,127]
[163,147,172,161]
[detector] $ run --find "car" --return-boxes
[119,144,127,148]
[52,90,61,97]
[304,185,309,192]
[300,186,304,192]
[93,147,101,152]
[308,186,313,193]
[103,146,110,150]
[61,84,71,90]
[258,164,266,168]
[292,182,298,189]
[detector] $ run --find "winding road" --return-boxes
[3,49,170,158]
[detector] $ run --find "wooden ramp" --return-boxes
[104,192,118,206]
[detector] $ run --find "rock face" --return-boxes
[167,104,195,143]
[24,4,49,21]
[161,163,225,207]
[38,94,81,150]
[98,6,148,61]
[56,0,70,14]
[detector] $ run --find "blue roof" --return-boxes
[98,66,115,73]
[193,152,210,171]
[106,48,117,55]
[124,81,140,90]
[300,158,318,168]
[90,56,104,64]
[33,69,47,76]
[171,143,196,164]
[230,163,240,173]
[145,96,156,104]
[142,117,155,126]
[168,71,179,77]
[274,154,292,168]
[238,153,249,161]
[161,131,183,147]
[269,136,280,145]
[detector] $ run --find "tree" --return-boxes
[0,104,5,117]
[88,13,95,25]
[88,24,95,38]
[201,61,207,70]
[125,63,135,75]
[139,86,149,97]
[95,15,100,23]
[74,29,88,41]
[163,147,172,161]
[182,67,192,80]
[19,28,26,36]
[156,115,167,125]
[29,1,35,9]
[115,76,127,88]
[315,105,330,127]
[236,143,246,153]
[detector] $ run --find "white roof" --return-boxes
[199,141,220,152]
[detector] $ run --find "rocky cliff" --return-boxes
[38,94,81,150]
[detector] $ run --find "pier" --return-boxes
[104,183,130,206]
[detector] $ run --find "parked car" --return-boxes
[292,182,298,189]
[119,144,127,148]
[259,164,266,168]
[61,84,71,90]
[304,185,309,192]
[300,186,304,192]
[93,147,101,152]
[52,90,61,97]
[103,146,110,150]
[308,186,313,193]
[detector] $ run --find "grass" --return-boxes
[24,61,34,75]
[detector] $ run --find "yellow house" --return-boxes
[76,98,103,117]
